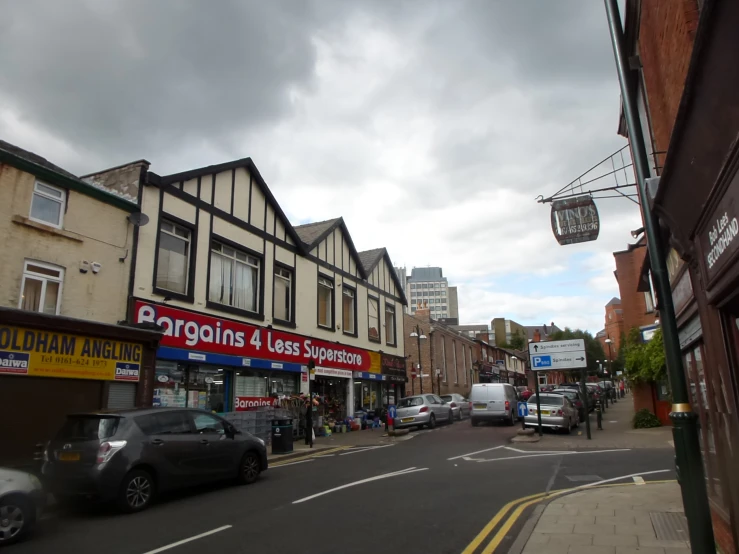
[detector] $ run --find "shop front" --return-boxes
[381,353,407,404]
[478,363,496,383]
[0,307,161,467]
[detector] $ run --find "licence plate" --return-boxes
[474,403,487,409]
[540,410,550,416]
[401,417,414,423]
[58,452,80,462]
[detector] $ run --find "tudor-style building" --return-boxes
[84,156,407,419]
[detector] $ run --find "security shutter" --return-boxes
[107,382,136,409]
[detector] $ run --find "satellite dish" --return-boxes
[127,212,150,227]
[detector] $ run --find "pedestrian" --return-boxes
[304,395,314,448]
[620,380,625,398]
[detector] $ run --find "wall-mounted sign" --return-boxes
[234,396,279,411]
[550,195,600,245]
[0,326,142,381]
[699,172,739,284]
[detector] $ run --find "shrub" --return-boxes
[633,408,661,429]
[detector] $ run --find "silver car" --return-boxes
[469,383,519,426]
[441,394,471,420]
[394,395,454,430]
[524,393,579,433]
[0,467,45,545]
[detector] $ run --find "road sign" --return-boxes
[528,339,585,355]
[388,405,397,419]
[517,402,529,417]
[529,339,587,371]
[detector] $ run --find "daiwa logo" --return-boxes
[114,362,140,381]
[0,351,30,374]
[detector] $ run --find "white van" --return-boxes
[469,383,518,426]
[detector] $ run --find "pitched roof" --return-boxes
[606,297,621,306]
[293,218,341,249]
[0,139,78,180]
[357,248,386,273]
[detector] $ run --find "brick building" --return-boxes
[597,297,625,359]
[613,240,657,334]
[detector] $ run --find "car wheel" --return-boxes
[427,414,436,429]
[117,469,154,513]
[448,410,454,424]
[0,496,32,546]
[237,452,261,485]
[507,412,515,426]
[457,410,463,421]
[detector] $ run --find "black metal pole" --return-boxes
[581,367,592,440]
[416,326,424,395]
[603,1,715,551]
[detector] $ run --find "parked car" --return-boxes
[557,383,595,413]
[550,389,586,422]
[441,394,471,420]
[586,383,605,405]
[395,395,453,430]
[42,408,268,513]
[524,394,579,433]
[469,383,518,426]
[0,467,45,545]
[539,384,557,392]
[599,380,617,400]
[516,386,533,401]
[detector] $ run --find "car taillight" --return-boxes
[96,440,127,464]
[505,401,510,410]
[556,410,564,416]
[419,406,429,413]
[450,402,457,408]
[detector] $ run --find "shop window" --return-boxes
[342,286,356,335]
[273,266,292,323]
[192,413,225,435]
[318,276,334,329]
[368,296,380,341]
[30,181,65,228]
[209,241,259,313]
[156,220,191,295]
[19,260,63,315]
[385,303,396,345]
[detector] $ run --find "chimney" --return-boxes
[533,329,542,342]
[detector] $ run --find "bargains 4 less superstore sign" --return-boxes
[0,326,142,381]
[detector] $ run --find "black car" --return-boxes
[42,408,268,513]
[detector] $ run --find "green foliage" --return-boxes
[548,328,606,376]
[622,327,666,384]
[508,330,526,351]
[633,408,662,429]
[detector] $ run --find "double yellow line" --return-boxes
[269,446,351,467]
[461,480,677,554]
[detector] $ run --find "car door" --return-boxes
[189,412,242,480]
[435,395,451,420]
[426,395,442,420]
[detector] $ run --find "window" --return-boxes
[453,342,458,383]
[442,338,447,382]
[644,291,655,313]
[136,411,192,435]
[368,297,380,341]
[274,267,292,322]
[462,345,467,384]
[342,287,356,335]
[192,413,225,435]
[19,261,63,315]
[209,241,259,312]
[318,276,334,328]
[30,182,65,228]
[156,220,191,294]
[385,303,396,345]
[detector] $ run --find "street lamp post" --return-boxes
[409,326,427,394]
[605,338,616,403]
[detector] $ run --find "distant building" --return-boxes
[394,266,408,312]
[491,318,527,347]
[451,324,490,340]
[524,322,562,342]
[407,267,459,320]
[598,297,625,357]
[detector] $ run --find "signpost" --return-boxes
[388,405,397,432]
[550,195,600,245]
[517,401,529,430]
[528,339,591,439]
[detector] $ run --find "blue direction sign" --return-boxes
[517,402,529,417]
[532,355,552,369]
[388,405,397,419]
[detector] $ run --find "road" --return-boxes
[9,420,676,554]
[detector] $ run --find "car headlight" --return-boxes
[256,437,265,447]
[29,474,42,490]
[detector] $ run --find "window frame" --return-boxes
[341,283,358,337]
[384,301,396,346]
[367,295,381,343]
[29,181,66,229]
[19,260,64,315]
[153,214,197,303]
[205,234,264,320]
[272,262,296,328]
[441,337,447,382]
[317,273,335,331]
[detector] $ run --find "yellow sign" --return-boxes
[0,326,143,382]
[368,351,382,374]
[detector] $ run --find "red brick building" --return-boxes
[613,240,657,334]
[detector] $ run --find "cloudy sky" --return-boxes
[0,0,642,333]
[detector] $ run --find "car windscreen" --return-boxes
[57,415,120,440]
[398,397,424,407]
[441,395,453,402]
[553,390,577,399]
[528,395,564,406]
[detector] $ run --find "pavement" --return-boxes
[10,395,681,554]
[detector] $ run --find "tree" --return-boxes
[547,328,606,377]
[622,327,666,384]
[508,330,526,351]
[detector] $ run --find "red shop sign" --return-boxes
[234,396,279,411]
[134,301,371,371]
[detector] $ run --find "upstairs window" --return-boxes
[30,182,65,228]
[209,241,259,313]
[368,297,380,341]
[385,303,396,345]
[273,267,292,322]
[342,287,356,335]
[20,260,63,315]
[318,277,334,328]
[156,220,191,295]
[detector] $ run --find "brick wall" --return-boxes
[404,311,433,396]
[614,245,657,333]
[638,0,699,155]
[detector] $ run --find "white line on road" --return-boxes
[505,447,565,454]
[577,469,670,490]
[270,459,316,468]
[633,476,646,485]
[447,445,505,460]
[142,526,232,554]
[339,445,395,456]
[292,467,429,504]
[468,448,631,463]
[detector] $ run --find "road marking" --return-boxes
[468,448,630,463]
[292,467,429,504]
[339,445,395,456]
[142,525,232,554]
[447,445,505,460]
[270,459,316,468]
[314,454,336,458]
[633,476,646,485]
[270,446,350,467]
[504,447,564,454]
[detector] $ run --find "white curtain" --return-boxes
[233,261,256,311]
[209,253,232,305]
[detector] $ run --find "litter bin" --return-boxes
[271,418,293,455]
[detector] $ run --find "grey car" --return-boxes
[441,394,471,420]
[524,393,579,433]
[0,467,45,545]
[42,408,268,513]
[394,395,454,430]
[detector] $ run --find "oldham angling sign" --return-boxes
[0,326,142,382]
[550,195,600,245]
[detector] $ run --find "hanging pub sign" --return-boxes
[550,195,600,245]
